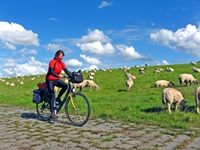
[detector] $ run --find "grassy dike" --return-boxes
[0,63,200,130]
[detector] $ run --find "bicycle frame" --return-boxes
[55,79,75,113]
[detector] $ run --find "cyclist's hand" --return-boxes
[58,74,64,78]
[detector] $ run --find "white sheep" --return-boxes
[194,87,200,114]
[178,73,198,87]
[154,80,175,87]
[192,67,200,73]
[72,80,89,92]
[162,88,187,114]
[125,73,136,80]
[190,62,197,65]
[10,82,15,86]
[166,67,174,72]
[126,76,135,91]
[84,79,99,91]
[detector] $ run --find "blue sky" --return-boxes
[1,0,200,77]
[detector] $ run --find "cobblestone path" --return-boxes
[0,105,200,150]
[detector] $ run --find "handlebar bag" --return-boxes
[70,71,84,83]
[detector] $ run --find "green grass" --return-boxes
[0,63,200,130]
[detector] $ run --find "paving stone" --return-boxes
[0,104,200,150]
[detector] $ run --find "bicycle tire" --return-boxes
[65,92,90,126]
[36,101,52,121]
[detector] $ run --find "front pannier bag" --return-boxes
[70,71,84,83]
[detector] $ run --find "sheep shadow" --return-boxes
[141,107,163,113]
[141,105,196,114]
[118,89,127,92]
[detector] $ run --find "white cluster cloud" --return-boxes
[79,29,110,43]
[116,44,145,60]
[3,57,47,76]
[77,29,114,56]
[150,24,200,57]
[0,22,39,49]
[65,59,83,68]
[77,41,115,55]
[80,54,101,65]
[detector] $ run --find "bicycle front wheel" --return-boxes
[36,101,52,121]
[65,92,90,126]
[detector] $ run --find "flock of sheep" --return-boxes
[122,64,200,115]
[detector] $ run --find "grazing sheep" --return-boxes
[154,80,175,87]
[20,81,24,85]
[178,73,198,87]
[162,88,187,114]
[125,73,136,80]
[194,87,200,114]
[190,62,197,65]
[153,69,160,73]
[166,67,174,72]
[72,80,89,92]
[139,70,145,74]
[192,67,200,73]
[84,80,99,91]
[10,82,15,86]
[126,76,135,91]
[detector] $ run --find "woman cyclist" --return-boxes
[46,50,72,119]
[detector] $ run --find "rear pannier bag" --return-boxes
[32,89,42,104]
[70,71,84,83]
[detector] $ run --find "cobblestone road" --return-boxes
[0,105,200,150]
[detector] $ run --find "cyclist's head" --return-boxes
[55,50,65,60]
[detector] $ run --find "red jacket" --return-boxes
[46,58,66,80]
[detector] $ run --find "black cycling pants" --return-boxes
[46,79,68,100]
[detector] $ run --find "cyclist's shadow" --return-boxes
[20,112,71,124]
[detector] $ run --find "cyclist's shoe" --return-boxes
[52,112,58,119]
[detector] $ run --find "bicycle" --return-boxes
[35,76,90,126]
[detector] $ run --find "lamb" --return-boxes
[178,73,198,87]
[126,76,135,91]
[194,87,200,114]
[162,88,187,114]
[154,80,175,87]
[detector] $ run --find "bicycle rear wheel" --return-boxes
[65,92,90,126]
[36,101,52,121]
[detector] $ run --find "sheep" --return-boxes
[84,80,99,91]
[20,81,24,85]
[125,73,136,80]
[126,76,135,91]
[10,82,15,86]
[72,80,89,92]
[194,87,200,114]
[162,88,187,114]
[153,69,160,73]
[192,67,200,73]
[154,80,175,87]
[166,67,174,72]
[178,73,198,87]
[190,62,197,65]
